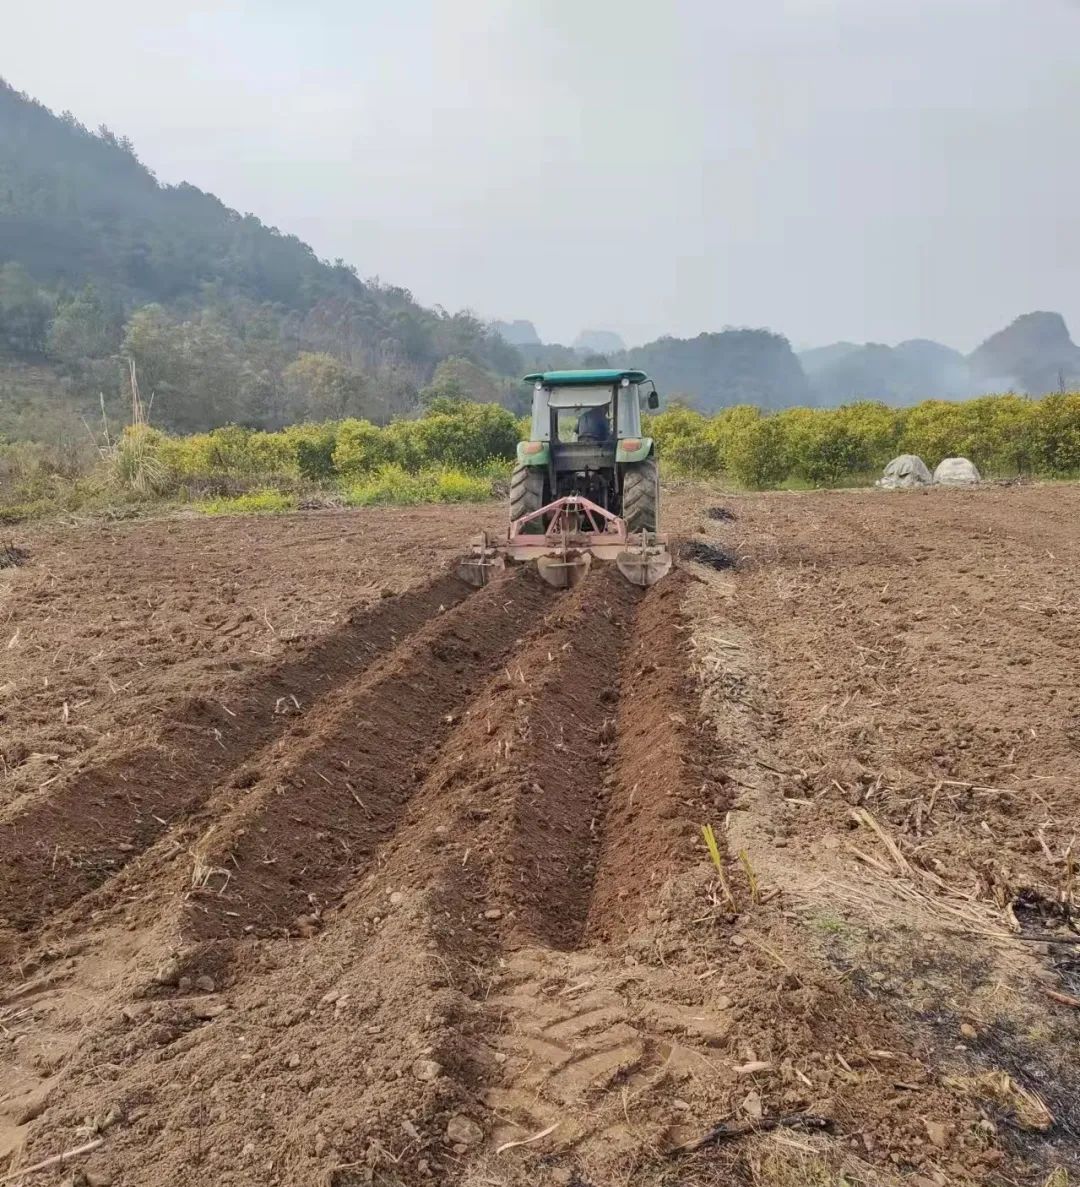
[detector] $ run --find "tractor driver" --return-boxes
[576,404,611,442]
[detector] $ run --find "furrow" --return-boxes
[181,567,552,941]
[0,570,475,937]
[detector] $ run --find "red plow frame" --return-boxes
[459,495,672,589]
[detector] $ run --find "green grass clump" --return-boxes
[342,464,496,506]
[199,489,297,515]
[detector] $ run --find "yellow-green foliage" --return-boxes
[333,418,390,475]
[343,464,496,506]
[646,405,721,476]
[200,489,297,515]
[158,424,296,481]
[10,393,1080,525]
[653,393,1080,487]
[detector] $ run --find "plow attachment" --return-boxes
[458,496,672,590]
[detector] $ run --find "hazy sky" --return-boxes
[6,0,1080,349]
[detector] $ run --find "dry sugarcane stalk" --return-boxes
[668,1113,833,1155]
[0,1138,104,1183]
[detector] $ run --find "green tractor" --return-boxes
[459,369,671,589]
[510,368,662,533]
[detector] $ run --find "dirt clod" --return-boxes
[446,1115,483,1146]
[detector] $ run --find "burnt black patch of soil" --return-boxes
[681,540,736,570]
[706,506,737,521]
[0,542,29,569]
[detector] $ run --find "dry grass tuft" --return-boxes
[746,1134,906,1187]
[944,1069,1054,1131]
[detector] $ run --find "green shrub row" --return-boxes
[646,394,1080,487]
[0,400,520,518]
[147,399,521,487]
[6,393,1080,520]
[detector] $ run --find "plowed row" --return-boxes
[2,487,1080,1187]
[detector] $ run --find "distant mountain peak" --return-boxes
[969,311,1080,394]
[572,329,626,354]
[491,319,541,347]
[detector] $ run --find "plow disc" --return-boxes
[457,496,671,590]
[536,549,592,589]
[615,532,673,587]
[456,532,506,587]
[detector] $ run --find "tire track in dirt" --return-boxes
[0,570,475,938]
[457,570,733,1173]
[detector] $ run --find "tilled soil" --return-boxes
[1,486,1080,1186]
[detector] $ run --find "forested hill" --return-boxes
[0,78,519,436]
[626,330,814,411]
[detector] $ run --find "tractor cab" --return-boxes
[518,369,660,518]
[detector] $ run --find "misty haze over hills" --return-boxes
[2,73,1079,440]
[491,312,1080,412]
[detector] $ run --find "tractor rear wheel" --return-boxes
[509,465,547,533]
[622,457,659,533]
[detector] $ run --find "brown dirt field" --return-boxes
[1,485,1079,1187]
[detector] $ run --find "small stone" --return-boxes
[734,1061,772,1076]
[286,1053,302,1069]
[413,1059,442,1082]
[320,990,339,1005]
[960,1023,977,1040]
[177,976,193,994]
[484,908,503,921]
[740,1091,763,1120]
[389,892,404,906]
[923,1119,951,1149]
[195,975,216,994]
[731,935,746,948]
[154,958,182,986]
[241,1142,256,1159]
[672,1098,691,1110]
[446,1114,484,1146]
[493,1052,508,1064]
[86,1174,114,1187]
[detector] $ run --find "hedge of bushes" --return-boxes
[4,393,1080,521]
[646,394,1080,487]
[0,400,522,520]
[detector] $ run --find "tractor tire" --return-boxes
[509,465,547,533]
[622,457,659,534]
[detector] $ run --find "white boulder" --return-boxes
[933,457,981,485]
[877,454,932,489]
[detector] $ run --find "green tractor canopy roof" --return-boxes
[523,368,649,387]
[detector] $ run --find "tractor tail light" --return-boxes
[522,441,543,454]
[622,438,641,451]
